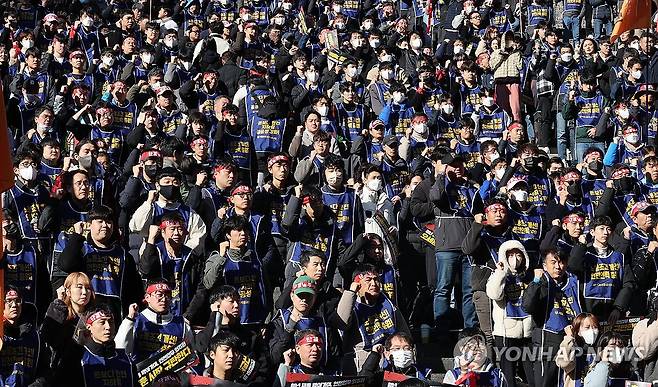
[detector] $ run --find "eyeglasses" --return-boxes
[19,161,38,168]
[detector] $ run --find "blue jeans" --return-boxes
[593,18,613,39]
[557,111,569,159]
[563,15,581,45]
[574,141,605,164]
[434,251,477,330]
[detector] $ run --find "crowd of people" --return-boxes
[2,0,658,385]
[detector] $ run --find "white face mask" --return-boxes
[164,38,177,48]
[367,178,383,192]
[625,133,639,144]
[511,189,528,202]
[410,39,422,49]
[632,70,643,80]
[413,123,428,134]
[363,21,373,30]
[306,72,319,83]
[21,39,34,49]
[351,39,362,49]
[142,54,153,64]
[561,53,573,63]
[609,347,625,364]
[580,328,598,345]
[36,123,52,132]
[489,151,500,161]
[370,39,381,48]
[102,56,115,67]
[495,168,505,180]
[334,22,345,30]
[282,2,292,10]
[482,96,494,107]
[346,67,358,78]
[390,349,415,369]
[333,4,342,13]
[618,108,630,119]
[241,13,250,21]
[326,171,343,186]
[181,61,193,70]
[317,105,329,116]
[19,166,37,181]
[453,46,464,54]
[81,17,94,27]
[381,55,393,63]
[442,104,454,114]
[393,92,404,104]
[630,41,640,50]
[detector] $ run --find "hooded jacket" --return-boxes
[486,240,533,339]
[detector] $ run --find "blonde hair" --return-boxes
[63,272,95,320]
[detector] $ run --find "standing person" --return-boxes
[490,31,523,121]
[411,147,477,334]
[523,249,582,387]
[486,241,534,387]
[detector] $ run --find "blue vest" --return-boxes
[109,101,138,135]
[244,88,274,125]
[374,82,391,108]
[155,241,194,316]
[223,130,252,169]
[197,89,219,116]
[158,110,186,136]
[557,62,583,95]
[279,308,329,365]
[90,126,124,164]
[544,273,582,333]
[152,203,192,228]
[6,185,48,240]
[448,368,504,387]
[214,5,237,22]
[613,193,640,227]
[354,294,397,350]
[17,7,39,29]
[525,174,551,214]
[481,229,510,263]
[223,254,267,324]
[421,87,444,118]
[0,329,40,387]
[336,103,366,142]
[509,208,542,252]
[288,221,336,266]
[478,109,508,139]
[74,26,99,61]
[267,189,291,236]
[454,140,480,170]
[381,264,397,305]
[321,187,358,245]
[250,116,286,154]
[504,275,529,318]
[617,143,644,173]
[342,0,361,18]
[4,247,38,307]
[385,104,415,138]
[460,84,481,116]
[582,178,607,207]
[641,181,658,205]
[81,346,134,387]
[564,0,584,12]
[381,160,409,198]
[574,93,605,129]
[527,4,551,26]
[445,180,476,217]
[584,250,624,301]
[132,313,185,363]
[436,115,460,140]
[82,242,126,299]
[489,9,511,32]
[39,161,61,187]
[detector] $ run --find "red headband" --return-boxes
[297,335,323,346]
[484,203,507,213]
[5,289,19,299]
[561,172,581,182]
[146,283,171,294]
[611,168,630,179]
[190,138,208,147]
[563,214,585,224]
[140,150,162,162]
[159,220,183,230]
[268,155,290,168]
[86,311,108,325]
[231,185,252,196]
[302,195,318,205]
[623,127,638,135]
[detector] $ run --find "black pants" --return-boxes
[531,328,563,387]
[494,336,535,387]
[535,94,553,147]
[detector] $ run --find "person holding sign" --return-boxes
[115,279,194,363]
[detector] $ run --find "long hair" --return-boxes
[63,272,96,320]
[571,313,599,345]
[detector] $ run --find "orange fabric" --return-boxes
[610,0,652,43]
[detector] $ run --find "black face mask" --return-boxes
[4,223,19,240]
[159,185,181,201]
[144,165,159,179]
[614,176,635,193]
[566,181,582,197]
[588,160,603,173]
[523,156,538,171]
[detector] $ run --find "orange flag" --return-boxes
[0,83,16,338]
[610,0,653,43]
